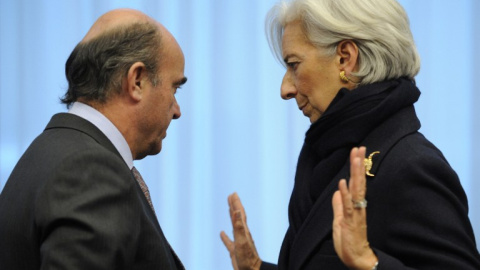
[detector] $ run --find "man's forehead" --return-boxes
[81,9,159,43]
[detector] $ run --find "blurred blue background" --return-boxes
[0,0,479,269]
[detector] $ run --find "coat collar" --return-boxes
[45,113,122,160]
[288,106,421,270]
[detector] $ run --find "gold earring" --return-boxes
[340,71,349,83]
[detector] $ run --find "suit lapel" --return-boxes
[47,114,157,219]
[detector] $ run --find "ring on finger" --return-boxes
[352,198,367,209]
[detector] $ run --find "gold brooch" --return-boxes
[364,151,380,177]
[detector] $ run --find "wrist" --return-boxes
[253,259,262,270]
[353,250,378,270]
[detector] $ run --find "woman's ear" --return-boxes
[337,40,359,73]
[124,62,147,102]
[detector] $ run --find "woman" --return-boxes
[220,0,480,269]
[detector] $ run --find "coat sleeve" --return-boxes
[35,149,141,270]
[366,135,480,270]
[260,261,278,270]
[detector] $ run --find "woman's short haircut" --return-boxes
[266,0,420,84]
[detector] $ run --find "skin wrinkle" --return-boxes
[77,9,186,160]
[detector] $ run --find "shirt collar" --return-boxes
[68,102,134,169]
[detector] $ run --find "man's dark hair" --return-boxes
[62,22,162,107]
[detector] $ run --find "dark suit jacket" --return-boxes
[0,113,184,270]
[262,106,480,270]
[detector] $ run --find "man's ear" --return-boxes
[336,40,359,74]
[124,62,148,102]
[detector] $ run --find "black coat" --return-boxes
[262,79,480,270]
[0,113,184,270]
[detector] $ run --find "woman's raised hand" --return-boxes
[332,147,378,270]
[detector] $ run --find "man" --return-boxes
[0,9,187,269]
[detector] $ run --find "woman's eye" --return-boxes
[287,62,298,69]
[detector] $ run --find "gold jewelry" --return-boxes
[339,70,349,83]
[340,70,361,85]
[364,151,380,177]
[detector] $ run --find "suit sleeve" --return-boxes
[35,149,140,270]
[366,137,480,269]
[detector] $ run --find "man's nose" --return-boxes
[172,100,181,119]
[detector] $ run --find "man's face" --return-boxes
[135,37,186,160]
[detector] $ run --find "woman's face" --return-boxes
[281,21,345,123]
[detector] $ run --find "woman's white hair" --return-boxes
[266,0,420,84]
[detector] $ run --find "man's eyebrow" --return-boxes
[175,77,188,86]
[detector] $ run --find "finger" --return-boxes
[347,147,358,194]
[339,178,354,219]
[227,194,251,241]
[228,193,236,219]
[220,231,235,253]
[228,193,244,222]
[350,147,367,202]
[231,194,256,245]
[232,210,249,244]
[332,188,344,223]
[348,148,368,229]
[332,189,344,256]
[230,193,245,215]
[357,146,367,179]
[230,192,248,224]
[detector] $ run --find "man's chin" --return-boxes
[135,142,162,160]
[149,143,163,156]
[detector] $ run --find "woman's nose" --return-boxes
[281,72,296,100]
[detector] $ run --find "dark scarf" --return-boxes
[288,78,421,234]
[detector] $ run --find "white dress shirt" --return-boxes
[68,102,134,170]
